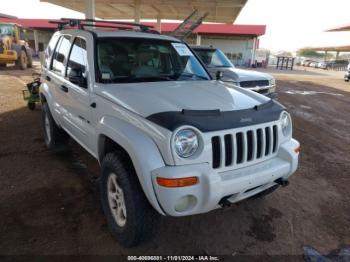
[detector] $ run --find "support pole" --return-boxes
[33,30,39,56]
[156,14,161,32]
[134,0,141,23]
[196,34,201,46]
[324,51,328,61]
[84,0,95,20]
[251,37,257,67]
[335,51,340,60]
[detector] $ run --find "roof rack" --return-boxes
[49,18,157,33]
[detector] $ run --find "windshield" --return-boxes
[0,24,15,36]
[194,48,233,68]
[97,38,210,83]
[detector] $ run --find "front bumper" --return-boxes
[247,85,276,97]
[151,139,299,216]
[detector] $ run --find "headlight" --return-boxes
[269,78,276,86]
[174,129,199,158]
[280,111,292,136]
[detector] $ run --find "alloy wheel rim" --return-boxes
[107,173,127,227]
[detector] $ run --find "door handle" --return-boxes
[46,75,51,81]
[60,85,69,93]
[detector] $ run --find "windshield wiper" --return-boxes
[111,75,173,83]
[177,72,209,80]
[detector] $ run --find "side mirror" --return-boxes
[68,68,87,88]
[216,70,224,80]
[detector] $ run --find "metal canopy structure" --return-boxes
[41,0,248,24]
[307,46,350,52]
[326,24,350,32]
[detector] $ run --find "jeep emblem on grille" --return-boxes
[240,117,252,123]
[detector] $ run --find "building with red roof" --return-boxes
[0,17,266,66]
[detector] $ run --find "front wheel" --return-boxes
[100,152,160,247]
[16,50,28,70]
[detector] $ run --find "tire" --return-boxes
[27,53,33,68]
[100,152,160,247]
[41,103,69,151]
[28,101,36,110]
[16,50,28,70]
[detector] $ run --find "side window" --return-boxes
[51,35,71,74]
[44,34,60,68]
[66,37,87,77]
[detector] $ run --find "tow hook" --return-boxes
[274,178,289,187]
[219,195,233,208]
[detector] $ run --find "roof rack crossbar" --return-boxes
[49,18,155,33]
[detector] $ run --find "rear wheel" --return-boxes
[27,53,33,68]
[28,101,36,110]
[41,103,69,151]
[100,152,160,247]
[16,50,28,70]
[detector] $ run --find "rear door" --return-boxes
[41,33,61,121]
[49,35,72,124]
[62,36,94,152]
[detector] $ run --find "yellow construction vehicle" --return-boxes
[0,22,33,69]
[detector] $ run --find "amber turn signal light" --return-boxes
[156,176,198,188]
[295,146,300,154]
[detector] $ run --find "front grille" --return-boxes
[240,80,269,88]
[257,89,269,94]
[211,125,278,170]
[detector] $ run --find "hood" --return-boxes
[206,67,273,82]
[96,80,268,117]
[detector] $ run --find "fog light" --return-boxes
[174,195,197,212]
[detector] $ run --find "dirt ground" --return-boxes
[0,64,349,259]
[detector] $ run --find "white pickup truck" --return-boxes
[191,46,276,98]
[39,19,300,247]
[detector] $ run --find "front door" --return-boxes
[62,36,94,152]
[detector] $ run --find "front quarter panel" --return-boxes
[96,115,166,215]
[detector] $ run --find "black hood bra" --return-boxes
[146,100,285,133]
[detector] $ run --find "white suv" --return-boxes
[40,19,300,247]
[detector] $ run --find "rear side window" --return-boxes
[44,34,59,68]
[66,37,87,76]
[51,35,71,74]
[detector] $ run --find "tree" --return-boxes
[297,49,324,58]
